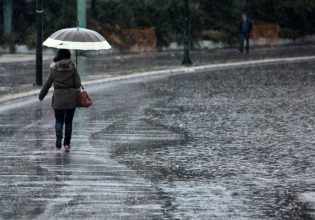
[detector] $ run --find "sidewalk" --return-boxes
[1,45,315,219]
[0,45,315,102]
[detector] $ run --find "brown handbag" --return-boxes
[77,86,93,108]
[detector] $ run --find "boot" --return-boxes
[56,138,62,149]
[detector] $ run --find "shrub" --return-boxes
[201,30,232,43]
[279,28,304,40]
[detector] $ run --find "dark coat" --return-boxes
[239,19,253,38]
[39,59,81,109]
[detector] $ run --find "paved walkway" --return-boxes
[0,58,315,219]
[1,46,315,219]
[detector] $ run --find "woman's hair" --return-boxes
[53,49,71,62]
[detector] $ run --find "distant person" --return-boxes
[39,49,81,152]
[239,13,253,54]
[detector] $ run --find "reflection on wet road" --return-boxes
[0,60,315,219]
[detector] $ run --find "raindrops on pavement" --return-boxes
[0,59,314,219]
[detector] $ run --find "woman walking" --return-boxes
[39,49,81,152]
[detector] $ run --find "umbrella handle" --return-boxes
[76,50,78,66]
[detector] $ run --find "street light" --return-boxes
[3,0,13,35]
[36,0,43,86]
[182,0,192,66]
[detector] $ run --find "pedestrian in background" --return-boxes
[39,49,81,152]
[239,13,253,54]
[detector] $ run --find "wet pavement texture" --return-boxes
[1,45,315,97]
[0,59,315,219]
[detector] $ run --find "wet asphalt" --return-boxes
[1,45,315,97]
[0,57,315,219]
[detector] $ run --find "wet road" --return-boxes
[0,60,315,219]
[2,45,315,97]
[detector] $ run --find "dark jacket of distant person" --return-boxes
[239,17,253,38]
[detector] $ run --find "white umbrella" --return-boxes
[43,27,111,63]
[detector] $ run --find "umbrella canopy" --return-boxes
[43,27,111,50]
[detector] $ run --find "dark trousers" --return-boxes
[54,109,75,145]
[239,34,250,53]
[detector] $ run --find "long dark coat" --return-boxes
[239,19,253,38]
[39,59,81,109]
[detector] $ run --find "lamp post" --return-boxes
[36,0,43,86]
[77,0,87,28]
[182,0,192,65]
[3,0,13,35]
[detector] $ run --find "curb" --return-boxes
[1,55,315,105]
[0,55,52,64]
